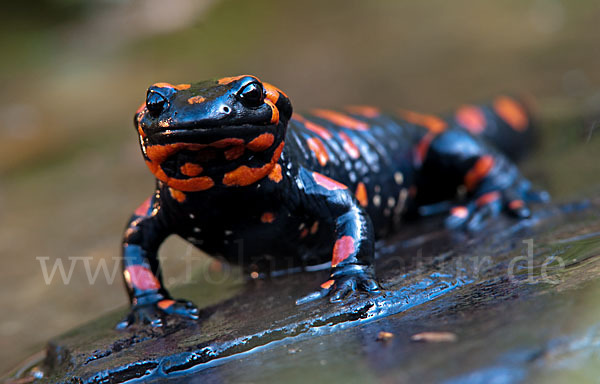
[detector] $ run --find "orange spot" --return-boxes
[310,221,319,234]
[338,131,360,159]
[187,96,206,104]
[293,114,332,139]
[125,265,161,291]
[224,146,245,160]
[320,279,335,290]
[312,172,347,191]
[311,109,369,131]
[152,82,174,89]
[157,299,176,310]
[134,197,152,216]
[355,182,368,207]
[414,132,435,165]
[307,137,329,166]
[455,105,486,135]
[145,147,215,191]
[331,236,355,267]
[218,75,253,85]
[300,228,309,238]
[493,96,528,132]
[398,109,447,133]
[464,155,495,191]
[264,82,288,100]
[169,188,186,203]
[247,133,275,151]
[261,212,275,223]
[180,163,203,177]
[509,200,525,210]
[223,142,284,186]
[269,163,283,183]
[210,138,244,148]
[265,99,279,124]
[175,84,190,90]
[476,191,501,206]
[345,105,380,118]
[450,206,469,219]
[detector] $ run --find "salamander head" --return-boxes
[134,75,292,192]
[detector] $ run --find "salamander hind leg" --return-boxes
[419,130,549,232]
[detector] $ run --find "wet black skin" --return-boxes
[118,75,548,328]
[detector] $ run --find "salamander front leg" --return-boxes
[294,171,380,305]
[116,197,199,329]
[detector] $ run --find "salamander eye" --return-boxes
[146,90,168,117]
[237,82,264,108]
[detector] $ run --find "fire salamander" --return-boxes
[118,75,549,327]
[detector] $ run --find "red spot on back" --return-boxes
[414,133,435,165]
[331,236,356,267]
[293,114,332,139]
[355,182,368,207]
[464,155,495,191]
[345,105,380,118]
[126,265,161,291]
[312,172,347,191]
[320,279,335,290]
[261,212,275,223]
[493,96,529,132]
[455,105,487,134]
[134,197,152,216]
[307,137,329,166]
[311,109,369,131]
[398,109,447,133]
[338,132,360,159]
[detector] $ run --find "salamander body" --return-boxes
[119,75,547,327]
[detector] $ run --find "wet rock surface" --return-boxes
[10,200,600,383]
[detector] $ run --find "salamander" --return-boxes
[118,75,548,327]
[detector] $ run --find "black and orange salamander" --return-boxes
[118,75,549,328]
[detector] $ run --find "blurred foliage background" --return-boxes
[1,0,599,374]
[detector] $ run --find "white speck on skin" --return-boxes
[394,172,403,185]
[387,197,396,208]
[224,230,233,236]
[373,195,381,207]
[193,227,201,233]
[189,213,195,219]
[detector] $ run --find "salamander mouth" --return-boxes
[150,123,275,145]
[145,124,280,180]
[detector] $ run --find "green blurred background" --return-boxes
[1,0,599,375]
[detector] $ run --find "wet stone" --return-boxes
[9,201,600,383]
